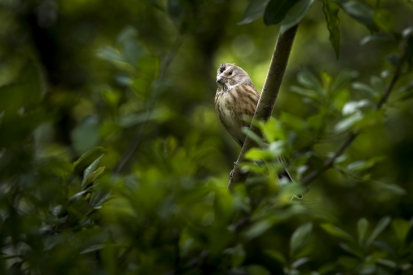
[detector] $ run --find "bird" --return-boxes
[214,63,292,182]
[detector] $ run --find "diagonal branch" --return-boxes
[228,25,299,190]
[301,44,409,186]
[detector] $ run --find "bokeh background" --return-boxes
[1,0,413,274]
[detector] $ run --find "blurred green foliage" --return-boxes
[1,0,413,274]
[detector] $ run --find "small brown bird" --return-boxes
[214,63,292,182]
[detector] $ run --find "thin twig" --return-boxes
[114,36,184,174]
[301,44,409,186]
[228,25,299,190]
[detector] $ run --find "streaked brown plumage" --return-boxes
[214,63,292,182]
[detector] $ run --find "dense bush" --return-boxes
[1,0,413,274]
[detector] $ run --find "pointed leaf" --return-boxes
[264,0,301,25]
[321,223,354,241]
[391,219,411,243]
[357,218,369,245]
[366,216,391,247]
[280,0,314,34]
[290,222,313,255]
[238,0,270,25]
[82,154,104,189]
[323,0,340,59]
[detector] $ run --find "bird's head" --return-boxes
[216,63,251,87]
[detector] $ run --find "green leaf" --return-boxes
[357,218,369,245]
[259,119,285,142]
[247,265,270,275]
[342,100,371,115]
[360,33,393,45]
[238,0,270,25]
[245,220,274,240]
[352,82,379,96]
[391,219,411,243]
[291,257,310,268]
[73,147,106,168]
[82,154,104,189]
[346,156,384,173]
[334,112,363,133]
[264,249,286,264]
[373,182,406,195]
[321,223,354,241]
[340,1,378,32]
[297,67,322,94]
[323,0,341,59]
[377,259,397,268]
[80,244,105,254]
[242,128,266,147]
[373,9,394,32]
[290,222,313,256]
[97,46,124,63]
[264,0,301,25]
[339,242,363,259]
[337,256,358,269]
[117,108,171,128]
[280,112,305,131]
[71,116,100,154]
[0,61,44,114]
[224,244,246,267]
[290,85,320,100]
[245,148,276,161]
[280,0,314,34]
[365,251,387,265]
[331,69,359,92]
[370,76,385,94]
[387,53,401,67]
[366,216,391,247]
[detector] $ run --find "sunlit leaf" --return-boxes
[334,112,363,132]
[342,100,371,115]
[245,148,275,161]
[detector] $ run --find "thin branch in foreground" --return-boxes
[228,25,299,190]
[301,44,409,186]
[114,36,184,174]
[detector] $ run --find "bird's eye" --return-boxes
[228,71,233,75]
[219,67,225,73]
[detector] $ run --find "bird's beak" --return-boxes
[216,76,225,84]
